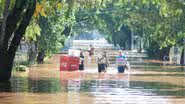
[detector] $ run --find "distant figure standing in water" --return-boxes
[116,50,127,73]
[97,51,109,73]
[88,44,94,64]
[163,55,169,65]
[79,49,85,71]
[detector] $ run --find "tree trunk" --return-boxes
[180,48,184,65]
[37,49,45,64]
[0,1,36,81]
[3,1,28,50]
[0,50,12,81]
[62,26,72,36]
[0,0,11,49]
[28,41,37,65]
[138,37,142,53]
[159,47,171,60]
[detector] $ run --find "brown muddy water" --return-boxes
[0,56,185,104]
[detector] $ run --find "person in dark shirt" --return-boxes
[79,49,85,71]
[88,44,94,64]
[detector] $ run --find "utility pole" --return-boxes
[131,28,134,51]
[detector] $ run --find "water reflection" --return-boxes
[1,77,60,93]
[0,72,185,104]
[0,81,11,92]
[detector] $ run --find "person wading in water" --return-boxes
[97,51,109,73]
[116,50,127,73]
[79,49,85,71]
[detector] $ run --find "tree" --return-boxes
[24,0,63,64]
[0,0,36,81]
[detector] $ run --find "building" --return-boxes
[71,33,113,49]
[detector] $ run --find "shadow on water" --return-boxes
[0,81,11,92]
[0,77,61,93]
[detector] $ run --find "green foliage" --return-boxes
[23,0,185,60]
[0,0,4,17]
[25,20,41,41]
[0,0,15,18]
[37,15,66,56]
[24,0,68,60]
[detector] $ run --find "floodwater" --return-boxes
[0,56,185,104]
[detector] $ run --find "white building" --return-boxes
[71,33,113,49]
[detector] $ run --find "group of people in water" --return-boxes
[78,47,129,73]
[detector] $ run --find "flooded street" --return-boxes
[0,55,185,104]
[1,0,185,103]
